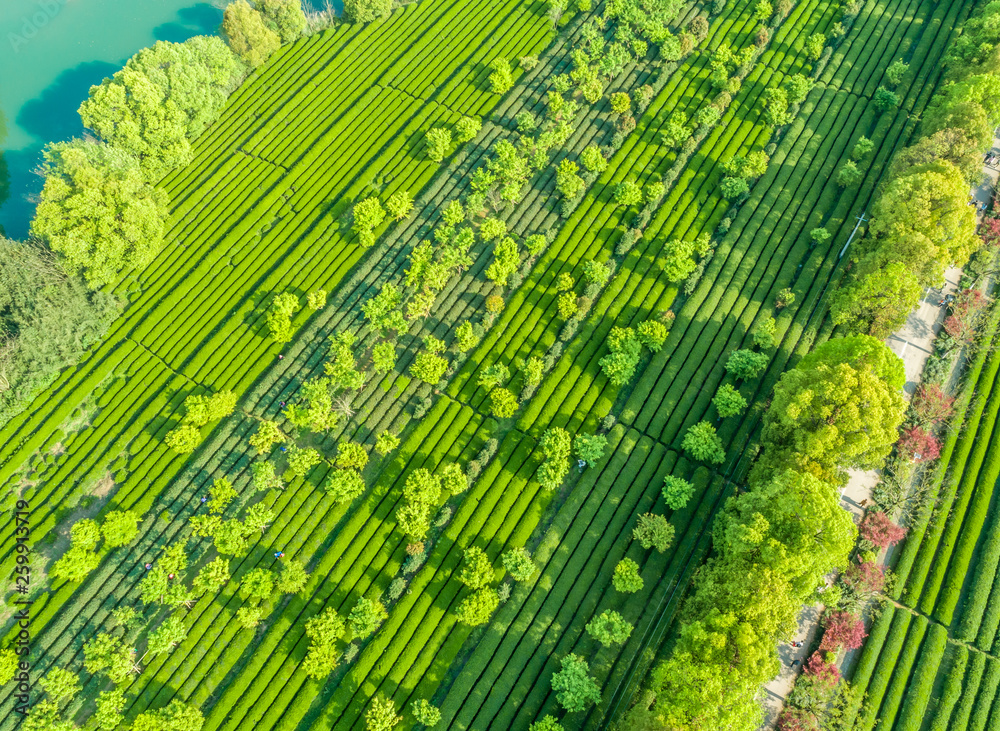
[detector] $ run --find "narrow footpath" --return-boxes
[759,267,961,726]
[759,139,1000,729]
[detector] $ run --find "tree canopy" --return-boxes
[31,140,169,288]
[754,335,905,484]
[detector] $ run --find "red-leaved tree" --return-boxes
[911,383,955,426]
[804,651,842,691]
[820,611,867,652]
[897,426,942,462]
[860,511,907,548]
[980,216,1000,247]
[777,708,820,731]
[945,288,989,344]
[843,560,886,595]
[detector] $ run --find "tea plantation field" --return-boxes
[0,0,982,728]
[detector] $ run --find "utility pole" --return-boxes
[839,212,868,259]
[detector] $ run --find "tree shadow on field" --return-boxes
[153,4,224,44]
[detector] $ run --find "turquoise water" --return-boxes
[0,0,225,238]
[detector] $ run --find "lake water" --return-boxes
[0,0,338,239]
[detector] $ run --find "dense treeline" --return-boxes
[830,2,1000,336]
[0,239,119,425]
[623,336,906,729]
[0,1,311,428]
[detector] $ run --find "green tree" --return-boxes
[266,292,299,342]
[783,73,813,103]
[410,351,448,383]
[873,86,900,112]
[573,433,607,464]
[614,180,643,207]
[366,695,402,731]
[278,559,309,594]
[51,545,99,582]
[102,510,139,548]
[633,513,675,552]
[455,116,482,142]
[385,189,413,220]
[455,587,499,625]
[720,176,750,200]
[32,140,168,288]
[599,327,642,386]
[250,420,284,453]
[19,700,74,731]
[39,667,80,702]
[323,470,365,503]
[725,349,769,379]
[851,136,875,160]
[636,320,668,351]
[488,57,514,94]
[354,196,386,235]
[502,547,536,582]
[489,387,519,418]
[306,289,327,310]
[586,610,633,646]
[223,0,281,68]
[806,32,825,59]
[93,690,126,731]
[753,316,777,349]
[862,160,977,286]
[344,0,393,23]
[70,518,101,550]
[244,503,275,535]
[411,698,442,726]
[240,567,275,601]
[192,557,230,594]
[439,463,468,494]
[580,144,607,173]
[551,654,602,712]
[214,519,252,555]
[130,699,203,731]
[459,547,494,590]
[349,597,388,639]
[146,615,187,657]
[374,431,400,455]
[478,362,510,390]
[83,633,135,685]
[613,558,644,593]
[529,716,564,731]
[372,341,397,373]
[236,606,263,629]
[754,335,905,484]
[251,460,282,492]
[336,442,369,470]
[830,262,923,338]
[762,86,790,126]
[662,475,695,510]
[837,159,863,187]
[682,421,726,464]
[302,607,345,678]
[256,0,306,42]
[486,236,520,286]
[426,128,452,162]
[713,383,747,417]
[556,159,586,199]
[0,649,17,686]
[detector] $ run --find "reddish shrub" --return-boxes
[843,560,886,594]
[820,611,867,652]
[860,511,907,548]
[777,708,820,731]
[912,383,955,425]
[803,651,841,690]
[945,288,989,343]
[897,425,941,462]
